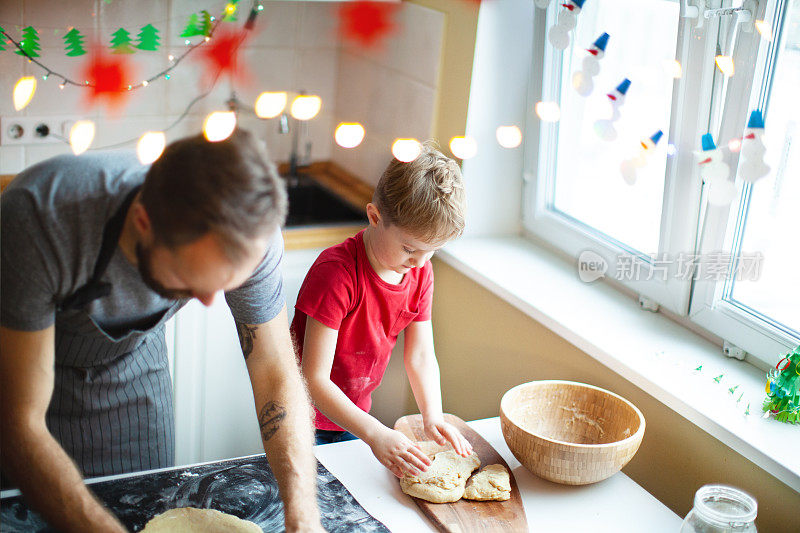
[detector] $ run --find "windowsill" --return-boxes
[438,235,800,493]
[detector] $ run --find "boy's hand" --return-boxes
[423,415,474,457]
[367,427,432,478]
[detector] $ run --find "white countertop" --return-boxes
[315,417,682,532]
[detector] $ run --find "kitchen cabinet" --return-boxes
[170,241,412,466]
[171,247,324,466]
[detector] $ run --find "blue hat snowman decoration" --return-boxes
[620,129,663,185]
[594,78,631,141]
[572,32,610,96]
[738,110,770,183]
[697,133,736,206]
[548,0,587,50]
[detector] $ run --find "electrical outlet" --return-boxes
[0,116,78,146]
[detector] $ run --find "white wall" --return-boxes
[461,0,535,237]
[1,1,444,185]
[0,1,340,172]
[331,3,445,187]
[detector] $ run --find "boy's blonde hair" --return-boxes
[373,141,466,243]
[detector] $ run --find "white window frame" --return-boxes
[522,0,797,365]
[689,0,799,365]
[522,0,713,316]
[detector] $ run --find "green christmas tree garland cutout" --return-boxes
[763,346,800,424]
[110,28,135,54]
[1,8,217,57]
[136,24,160,51]
[16,26,41,58]
[64,28,86,56]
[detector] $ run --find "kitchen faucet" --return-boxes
[278,91,313,179]
[225,91,312,181]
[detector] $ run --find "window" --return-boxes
[549,0,680,254]
[690,0,800,365]
[524,0,798,365]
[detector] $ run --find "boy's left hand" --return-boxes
[422,415,474,457]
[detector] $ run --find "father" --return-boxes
[0,129,321,531]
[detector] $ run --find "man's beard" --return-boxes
[135,242,193,301]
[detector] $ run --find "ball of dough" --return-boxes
[399,450,481,504]
[463,464,512,502]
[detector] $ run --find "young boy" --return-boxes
[290,143,473,478]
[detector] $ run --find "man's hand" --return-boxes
[238,308,323,532]
[423,414,473,457]
[366,426,432,478]
[0,326,127,533]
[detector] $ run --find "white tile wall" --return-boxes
[2,0,443,188]
[332,3,444,187]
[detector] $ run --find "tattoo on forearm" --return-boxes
[235,322,258,360]
[259,401,287,442]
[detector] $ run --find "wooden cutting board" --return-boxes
[394,414,528,533]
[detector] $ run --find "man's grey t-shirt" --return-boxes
[1,150,285,336]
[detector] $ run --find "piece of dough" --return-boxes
[400,450,481,503]
[140,507,262,532]
[463,464,511,501]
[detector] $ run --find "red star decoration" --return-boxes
[339,1,399,48]
[195,27,251,86]
[80,45,135,113]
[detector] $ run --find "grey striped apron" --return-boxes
[46,187,180,478]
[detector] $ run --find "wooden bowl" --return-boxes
[500,380,645,485]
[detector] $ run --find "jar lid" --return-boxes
[693,484,758,526]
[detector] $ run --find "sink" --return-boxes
[283,174,367,228]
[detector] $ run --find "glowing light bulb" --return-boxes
[664,59,682,79]
[449,135,477,160]
[535,101,561,122]
[203,111,237,142]
[13,76,37,111]
[728,138,742,152]
[496,125,522,148]
[755,20,772,41]
[69,120,95,155]
[334,123,365,148]
[137,131,166,164]
[290,95,322,120]
[715,55,735,77]
[392,138,421,162]
[255,91,287,119]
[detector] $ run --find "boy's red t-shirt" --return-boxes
[290,229,433,431]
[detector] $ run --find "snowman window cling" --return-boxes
[548,0,587,50]
[620,130,663,185]
[573,32,610,97]
[738,110,771,183]
[594,78,631,141]
[697,133,737,206]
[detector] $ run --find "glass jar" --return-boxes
[680,484,758,533]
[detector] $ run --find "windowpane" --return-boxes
[549,0,680,253]
[729,1,800,337]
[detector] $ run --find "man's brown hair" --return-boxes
[374,140,465,243]
[140,128,287,262]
